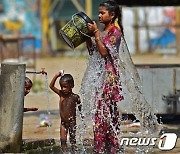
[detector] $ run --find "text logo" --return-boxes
[120,133,177,151]
[120,137,157,146]
[158,133,177,150]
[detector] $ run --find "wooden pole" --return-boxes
[175,7,180,55]
[144,8,151,53]
[40,0,50,56]
[85,0,92,18]
[133,7,140,54]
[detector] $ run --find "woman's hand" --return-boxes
[88,21,98,35]
[86,38,92,45]
[88,21,108,57]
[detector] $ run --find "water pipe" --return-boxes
[26,68,47,75]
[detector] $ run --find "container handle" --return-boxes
[72,13,92,38]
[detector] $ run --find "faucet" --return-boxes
[39,68,47,75]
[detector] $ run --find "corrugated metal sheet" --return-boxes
[119,64,180,115]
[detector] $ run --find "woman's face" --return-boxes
[98,6,113,25]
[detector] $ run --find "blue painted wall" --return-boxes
[0,0,41,50]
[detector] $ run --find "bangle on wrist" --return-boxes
[93,29,98,34]
[95,37,100,42]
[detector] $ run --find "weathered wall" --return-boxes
[0,62,25,152]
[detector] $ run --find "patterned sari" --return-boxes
[80,26,123,153]
[80,25,160,153]
[94,26,124,153]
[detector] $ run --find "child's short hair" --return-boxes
[59,74,74,88]
[25,77,32,85]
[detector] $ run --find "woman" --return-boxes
[80,1,160,153]
[82,1,124,153]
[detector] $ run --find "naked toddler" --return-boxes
[49,72,82,151]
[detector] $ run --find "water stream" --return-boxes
[43,74,54,151]
[76,36,162,153]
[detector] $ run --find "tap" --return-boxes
[40,68,47,75]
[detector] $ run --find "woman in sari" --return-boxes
[80,1,160,153]
[84,1,124,153]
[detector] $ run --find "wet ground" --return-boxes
[23,107,180,153]
[23,53,180,153]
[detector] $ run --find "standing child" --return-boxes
[49,72,82,152]
[24,77,38,112]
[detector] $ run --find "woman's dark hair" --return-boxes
[100,1,124,35]
[25,77,32,85]
[59,74,74,88]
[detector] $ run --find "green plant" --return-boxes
[32,79,45,93]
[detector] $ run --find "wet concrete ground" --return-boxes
[23,109,180,153]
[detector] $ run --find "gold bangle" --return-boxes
[95,37,100,42]
[93,29,99,34]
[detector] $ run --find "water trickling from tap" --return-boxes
[43,74,53,149]
[44,74,50,116]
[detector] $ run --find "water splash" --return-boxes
[118,37,161,136]
[77,35,162,153]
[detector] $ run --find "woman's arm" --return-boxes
[86,38,93,55]
[94,30,108,57]
[49,72,61,95]
[86,38,92,47]
[87,22,108,57]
